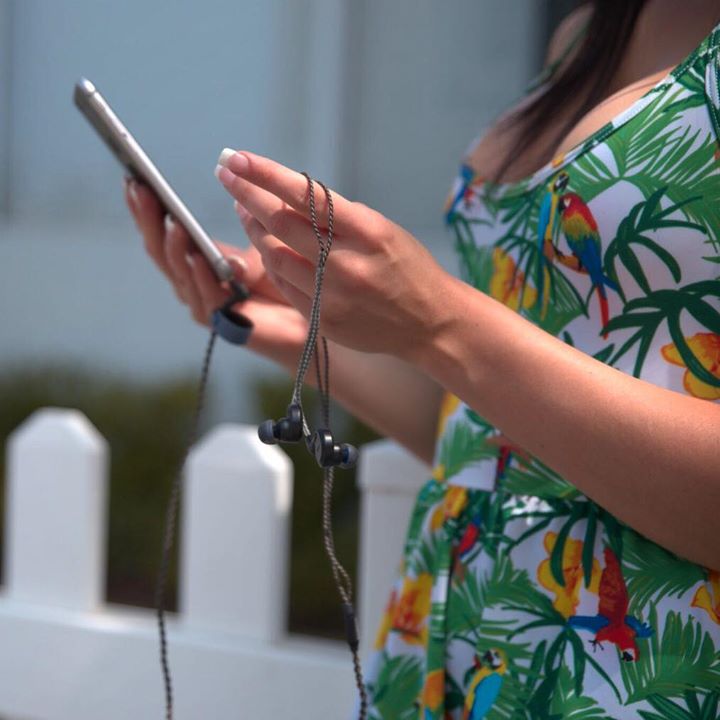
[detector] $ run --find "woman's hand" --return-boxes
[123,178,310,371]
[214,150,457,360]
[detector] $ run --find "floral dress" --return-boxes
[363,21,720,720]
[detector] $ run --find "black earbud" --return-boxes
[306,429,358,469]
[258,403,304,445]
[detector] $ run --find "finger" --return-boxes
[183,258,210,325]
[216,165,320,262]
[164,215,196,287]
[127,180,171,277]
[190,250,232,319]
[237,203,316,297]
[220,240,291,306]
[235,296,309,358]
[217,149,364,235]
[265,267,313,319]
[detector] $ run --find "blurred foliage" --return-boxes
[0,365,198,610]
[0,365,379,639]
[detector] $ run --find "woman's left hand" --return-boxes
[214,149,457,359]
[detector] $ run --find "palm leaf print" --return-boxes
[620,605,720,704]
[547,663,614,719]
[606,280,720,385]
[638,690,720,720]
[436,421,498,481]
[603,188,702,302]
[621,527,706,616]
[571,80,720,255]
[501,456,581,501]
[452,217,495,290]
[369,654,423,720]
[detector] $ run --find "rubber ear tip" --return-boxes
[341,444,359,469]
[212,307,253,345]
[258,420,277,445]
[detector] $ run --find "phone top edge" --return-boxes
[76,77,96,95]
[73,77,229,281]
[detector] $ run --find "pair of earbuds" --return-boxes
[258,402,358,470]
[210,287,357,470]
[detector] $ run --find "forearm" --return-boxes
[304,342,442,466]
[411,276,720,569]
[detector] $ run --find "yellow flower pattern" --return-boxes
[430,486,468,531]
[488,248,538,311]
[537,530,601,619]
[691,569,720,625]
[661,333,720,400]
[389,573,433,646]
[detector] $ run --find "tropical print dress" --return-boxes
[363,21,720,720]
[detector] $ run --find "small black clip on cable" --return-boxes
[211,279,253,345]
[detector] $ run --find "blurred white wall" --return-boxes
[0,0,542,423]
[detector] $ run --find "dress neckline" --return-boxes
[459,19,720,200]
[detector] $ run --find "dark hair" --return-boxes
[495,0,647,183]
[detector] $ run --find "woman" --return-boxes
[125,0,720,716]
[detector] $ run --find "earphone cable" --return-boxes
[302,176,368,718]
[155,328,219,720]
[154,174,367,720]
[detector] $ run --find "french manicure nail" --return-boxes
[128,180,139,209]
[231,256,249,273]
[218,147,237,167]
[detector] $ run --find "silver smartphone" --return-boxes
[74,77,234,283]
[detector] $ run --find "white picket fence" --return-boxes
[0,407,430,720]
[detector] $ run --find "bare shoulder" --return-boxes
[545,3,593,67]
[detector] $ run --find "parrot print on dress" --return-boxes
[535,171,570,315]
[558,192,619,338]
[445,163,483,222]
[568,546,653,661]
[366,22,720,719]
[462,649,507,719]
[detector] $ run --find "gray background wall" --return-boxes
[0,0,547,422]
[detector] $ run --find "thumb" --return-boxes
[228,255,249,278]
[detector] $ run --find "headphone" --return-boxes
[155,174,367,720]
[258,403,358,469]
[209,280,358,471]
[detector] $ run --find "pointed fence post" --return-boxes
[180,424,293,642]
[5,407,109,611]
[356,440,430,657]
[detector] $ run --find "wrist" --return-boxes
[400,274,471,377]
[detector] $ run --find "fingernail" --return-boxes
[128,180,139,209]
[218,147,236,167]
[215,165,234,184]
[217,148,249,175]
[230,255,249,274]
[164,214,176,234]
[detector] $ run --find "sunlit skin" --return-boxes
[125,0,720,570]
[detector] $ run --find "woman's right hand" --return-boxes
[124,178,310,372]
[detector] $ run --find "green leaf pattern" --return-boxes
[365,25,720,720]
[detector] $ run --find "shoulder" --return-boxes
[545,4,593,68]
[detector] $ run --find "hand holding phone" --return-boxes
[74,77,252,343]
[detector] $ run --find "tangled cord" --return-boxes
[154,174,367,719]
